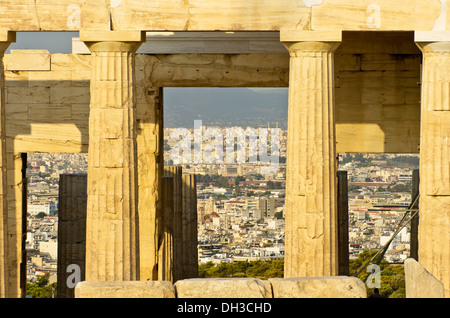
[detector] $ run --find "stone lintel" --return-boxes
[74,277,369,298]
[72,31,287,54]
[174,278,273,298]
[75,281,176,298]
[280,30,342,43]
[79,30,146,43]
[269,277,367,298]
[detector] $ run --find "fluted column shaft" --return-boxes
[0,42,6,298]
[181,174,198,279]
[416,38,450,297]
[0,32,15,298]
[137,87,164,281]
[83,36,143,281]
[283,39,340,277]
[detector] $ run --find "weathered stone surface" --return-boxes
[175,278,273,298]
[137,87,163,281]
[180,174,198,279]
[283,38,340,277]
[405,258,445,298]
[0,0,448,32]
[158,176,174,282]
[75,281,176,298]
[110,0,311,31]
[311,0,439,31]
[4,50,50,71]
[83,37,144,281]
[269,277,367,298]
[57,174,87,298]
[0,37,16,298]
[416,39,450,297]
[164,167,182,282]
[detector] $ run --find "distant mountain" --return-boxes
[163,87,288,129]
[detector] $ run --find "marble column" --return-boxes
[159,176,174,282]
[57,174,87,298]
[137,87,164,281]
[163,166,182,282]
[181,174,198,279]
[415,31,450,297]
[281,31,341,277]
[81,31,145,281]
[0,31,16,298]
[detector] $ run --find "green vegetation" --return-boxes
[26,255,404,298]
[273,211,284,219]
[35,212,47,219]
[198,259,284,280]
[199,251,405,298]
[341,153,419,169]
[385,156,419,167]
[266,180,283,189]
[386,182,412,193]
[26,273,57,298]
[196,174,230,188]
[349,250,405,298]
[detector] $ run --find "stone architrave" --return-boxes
[415,31,450,297]
[281,31,341,277]
[0,31,15,298]
[81,31,145,281]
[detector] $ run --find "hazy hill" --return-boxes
[163,87,288,129]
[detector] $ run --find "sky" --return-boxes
[6,32,79,53]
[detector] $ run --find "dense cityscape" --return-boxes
[25,126,419,287]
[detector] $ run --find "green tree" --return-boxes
[349,250,406,298]
[389,288,406,298]
[234,184,241,196]
[274,211,284,219]
[235,176,246,185]
[348,185,361,192]
[36,212,47,219]
[26,273,57,298]
[198,260,284,280]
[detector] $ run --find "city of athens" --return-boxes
[0,0,448,308]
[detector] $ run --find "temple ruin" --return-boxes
[0,1,449,298]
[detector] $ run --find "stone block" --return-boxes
[175,278,273,298]
[7,87,50,104]
[4,50,50,71]
[75,281,176,298]
[50,86,90,104]
[269,276,367,298]
[28,104,72,122]
[404,258,445,298]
